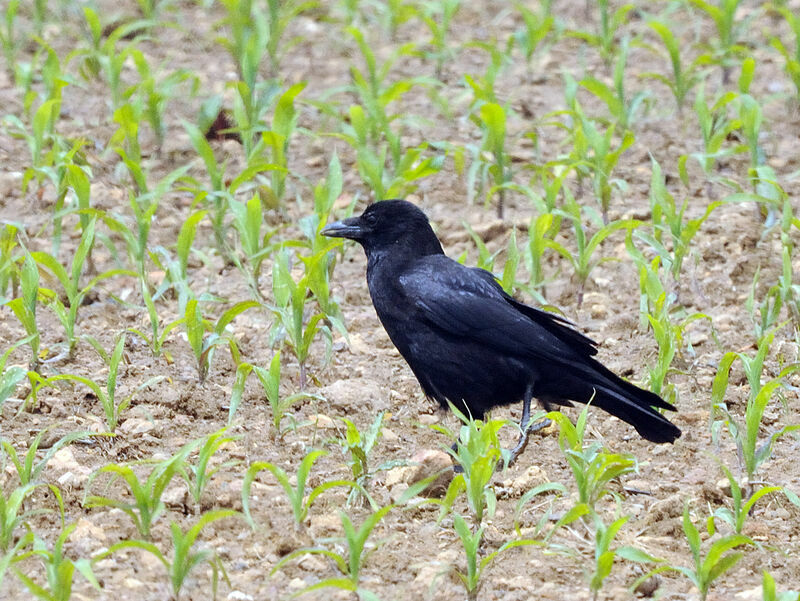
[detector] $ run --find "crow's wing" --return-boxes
[398,256,597,364]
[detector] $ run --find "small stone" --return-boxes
[406,449,453,498]
[124,578,145,589]
[634,575,660,597]
[227,592,255,601]
[120,417,155,435]
[417,414,439,425]
[308,414,335,429]
[590,304,607,319]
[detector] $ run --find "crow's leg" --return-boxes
[506,384,551,466]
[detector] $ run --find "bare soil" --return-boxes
[1,1,800,600]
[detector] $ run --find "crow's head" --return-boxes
[322,199,444,257]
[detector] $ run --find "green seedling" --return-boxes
[48,333,163,433]
[552,193,639,307]
[636,157,720,285]
[737,92,764,171]
[0,484,55,553]
[179,428,240,508]
[513,481,567,537]
[2,429,94,488]
[436,405,506,526]
[242,450,356,530]
[271,504,392,597]
[522,212,561,303]
[571,102,635,223]
[549,407,637,511]
[127,276,184,360]
[0,1,21,76]
[127,49,196,150]
[712,464,781,536]
[675,502,752,601]
[150,208,208,316]
[183,298,259,384]
[270,249,332,388]
[686,85,742,177]
[100,510,235,601]
[419,0,461,79]
[339,412,394,507]
[33,219,135,360]
[244,352,318,433]
[0,335,31,409]
[0,526,32,590]
[769,5,800,101]
[710,331,800,485]
[588,512,659,601]
[462,40,506,108]
[0,223,21,302]
[85,446,196,539]
[229,193,277,300]
[580,37,649,129]
[373,0,417,37]
[511,0,554,77]
[471,101,511,218]
[762,571,800,601]
[14,523,100,601]
[75,11,152,109]
[451,512,539,601]
[4,252,42,371]
[643,20,706,113]
[690,0,747,84]
[569,0,633,64]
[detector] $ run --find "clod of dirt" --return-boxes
[406,449,454,498]
[634,575,660,597]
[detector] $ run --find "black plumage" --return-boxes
[322,200,680,462]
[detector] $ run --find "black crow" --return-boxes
[322,200,681,463]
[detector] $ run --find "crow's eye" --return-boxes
[363,212,378,226]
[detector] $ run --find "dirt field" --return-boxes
[1,1,800,600]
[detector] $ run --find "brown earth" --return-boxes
[1,1,800,600]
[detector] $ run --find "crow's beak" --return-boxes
[321,216,362,240]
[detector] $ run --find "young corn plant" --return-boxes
[418,0,461,79]
[182,298,259,384]
[569,0,633,65]
[636,157,721,287]
[769,5,800,101]
[100,510,235,601]
[228,193,277,300]
[85,446,197,539]
[711,463,781,536]
[436,405,507,526]
[2,429,95,488]
[33,219,135,361]
[761,571,800,601]
[470,101,511,219]
[242,450,355,530]
[710,331,800,489]
[451,512,539,601]
[686,84,742,178]
[587,512,660,601]
[548,406,637,512]
[643,19,706,113]
[4,252,42,371]
[0,336,30,409]
[48,333,163,433]
[552,192,639,307]
[674,502,752,601]
[690,0,748,85]
[269,249,332,388]
[179,428,240,510]
[339,412,394,508]
[511,0,555,79]
[270,505,392,598]
[13,523,101,601]
[522,212,561,303]
[580,37,649,129]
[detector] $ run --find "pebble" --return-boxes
[406,449,453,498]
